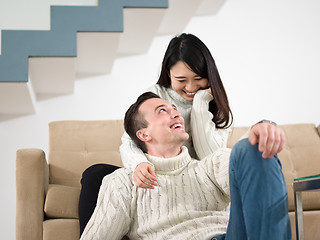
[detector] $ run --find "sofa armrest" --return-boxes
[16,148,49,240]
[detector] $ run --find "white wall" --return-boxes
[189,0,320,126]
[1,0,320,238]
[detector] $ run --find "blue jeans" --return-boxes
[213,139,291,240]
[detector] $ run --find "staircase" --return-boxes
[0,0,225,120]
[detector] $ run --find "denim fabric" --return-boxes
[225,139,291,239]
[211,233,226,240]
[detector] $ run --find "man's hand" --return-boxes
[248,122,286,159]
[133,163,158,189]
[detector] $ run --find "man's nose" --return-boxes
[171,109,181,119]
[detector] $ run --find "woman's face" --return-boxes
[170,61,209,101]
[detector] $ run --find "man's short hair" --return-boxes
[124,92,160,153]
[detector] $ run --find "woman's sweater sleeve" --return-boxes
[191,90,231,160]
[120,132,152,171]
[120,84,160,171]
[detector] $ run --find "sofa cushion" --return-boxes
[43,219,80,240]
[49,120,124,187]
[44,184,80,219]
[277,124,320,211]
[289,210,320,240]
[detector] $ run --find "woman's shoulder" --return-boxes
[145,84,172,101]
[145,84,167,94]
[145,84,192,108]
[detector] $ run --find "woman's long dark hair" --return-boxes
[157,33,233,129]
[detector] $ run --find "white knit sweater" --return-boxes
[120,84,231,170]
[80,146,231,240]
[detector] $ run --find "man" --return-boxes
[80,92,291,240]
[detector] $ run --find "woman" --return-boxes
[120,33,233,189]
[79,33,232,234]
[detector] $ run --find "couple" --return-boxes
[80,92,291,240]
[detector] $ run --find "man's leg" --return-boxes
[78,163,120,235]
[226,138,291,239]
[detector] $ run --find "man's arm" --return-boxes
[80,170,132,240]
[200,148,232,197]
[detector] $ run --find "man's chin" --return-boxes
[182,133,189,142]
[185,133,190,140]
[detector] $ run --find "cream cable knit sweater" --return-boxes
[120,85,231,171]
[81,146,231,240]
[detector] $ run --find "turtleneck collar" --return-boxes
[167,87,193,107]
[145,146,191,175]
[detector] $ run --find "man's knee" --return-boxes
[233,138,259,152]
[230,138,282,171]
[230,138,283,178]
[230,138,260,164]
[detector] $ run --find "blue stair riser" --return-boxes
[0,0,168,82]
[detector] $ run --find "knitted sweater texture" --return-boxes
[120,85,231,170]
[81,146,231,240]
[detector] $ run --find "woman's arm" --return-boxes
[119,84,166,188]
[191,90,231,159]
[120,132,158,188]
[120,132,151,170]
[120,84,163,170]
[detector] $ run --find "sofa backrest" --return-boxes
[49,120,125,187]
[227,123,320,211]
[48,120,320,211]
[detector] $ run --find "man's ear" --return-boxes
[136,129,151,142]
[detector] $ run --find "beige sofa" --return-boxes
[16,120,320,240]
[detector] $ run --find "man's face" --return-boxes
[137,98,189,146]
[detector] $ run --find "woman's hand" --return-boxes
[133,163,158,189]
[204,86,212,95]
